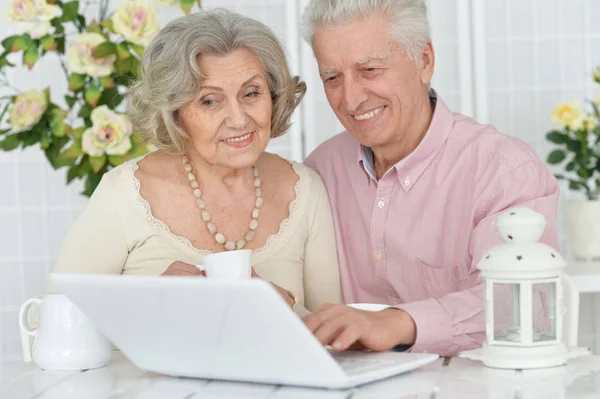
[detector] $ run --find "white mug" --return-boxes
[19,293,112,370]
[197,249,252,280]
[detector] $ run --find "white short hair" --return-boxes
[301,0,431,64]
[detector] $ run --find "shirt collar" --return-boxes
[357,89,454,191]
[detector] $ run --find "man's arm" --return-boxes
[304,160,559,355]
[397,160,560,355]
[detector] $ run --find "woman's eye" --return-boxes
[245,91,259,98]
[202,99,215,106]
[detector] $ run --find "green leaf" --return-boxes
[180,0,194,14]
[78,104,92,119]
[97,88,120,107]
[51,109,68,137]
[100,19,115,34]
[61,1,79,22]
[116,42,130,60]
[40,35,55,51]
[44,135,70,168]
[98,76,114,89]
[64,142,82,159]
[93,41,116,58]
[20,133,39,148]
[71,126,86,139]
[0,52,15,67]
[86,20,102,34]
[23,44,39,69]
[546,130,568,144]
[569,180,584,191]
[108,155,125,166]
[115,56,133,75]
[0,134,21,151]
[547,149,567,164]
[566,139,581,153]
[55,36,65,53]
[67,166,79,183]
[68,73,86,91]
[566,161,576,172]
[84,85,102,107]
[128,43,145,57]
[10,35,32,52]
[554,174,565,180]
[1,36,18,52]
[89,155,106,173]
[83,172,102,197]
[40,134,51,149]
[112,74,132,86]
[65,94,77,108]
[0,101,10,123]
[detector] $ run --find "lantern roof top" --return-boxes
[477,207,567,274]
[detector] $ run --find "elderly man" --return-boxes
[301,0,559,356]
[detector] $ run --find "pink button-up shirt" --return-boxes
[304,95,560,356]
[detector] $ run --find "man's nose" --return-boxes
[342,76,369,113]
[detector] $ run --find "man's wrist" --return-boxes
[383,308,417,346]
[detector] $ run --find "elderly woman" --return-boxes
[50,9,342,314]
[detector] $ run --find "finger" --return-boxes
[175,264,203,275]
[313,316,350,346]
[303,304,350,332]
[332,324,362,352]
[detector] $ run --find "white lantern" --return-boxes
[473,207,568,369]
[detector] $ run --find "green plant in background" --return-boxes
[546,66,600,200]
[0,0,201,196]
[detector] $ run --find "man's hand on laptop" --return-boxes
[302,304,416,352]
[162,261,205,276]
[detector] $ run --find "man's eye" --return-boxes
[326,76,337,82]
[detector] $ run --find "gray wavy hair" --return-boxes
[301,0,431,64]
[128,9,306,153]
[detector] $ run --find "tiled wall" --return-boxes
[2,0,600,360]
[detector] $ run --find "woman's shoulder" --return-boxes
[260,152,323,186]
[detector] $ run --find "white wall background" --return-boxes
[1,0,600,360]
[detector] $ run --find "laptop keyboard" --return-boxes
[332,352,397,376]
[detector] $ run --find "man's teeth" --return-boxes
[353,107,384,121]
[224,132,252,142]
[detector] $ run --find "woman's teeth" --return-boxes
[353,106,384,121]
[224,132,252,142]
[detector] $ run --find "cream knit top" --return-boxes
[49,155,343,314]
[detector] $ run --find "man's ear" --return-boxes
[420,42,435,86]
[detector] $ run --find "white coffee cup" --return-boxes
[348,303,389,312]
[19,293,112,370]
[197,249,252,280]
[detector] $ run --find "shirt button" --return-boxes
[377,199,385,208]
[403,178,411,186]
[376,251,384,260]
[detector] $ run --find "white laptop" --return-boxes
[50,274,439,389]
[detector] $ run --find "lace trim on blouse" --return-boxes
[126,154,311,262]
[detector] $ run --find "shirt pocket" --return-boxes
[413,258,468,300]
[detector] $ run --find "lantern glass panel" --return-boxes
[532,282,557,342]
[493,282,521,343]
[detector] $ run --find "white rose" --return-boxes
[111,0,159,46]
[3,0,60,39]
[67,33,116,77]
[82,106,133,156]
[9,89,48,131]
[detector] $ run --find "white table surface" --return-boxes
[2,352,600,398]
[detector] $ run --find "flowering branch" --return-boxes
[0,0,201,196]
